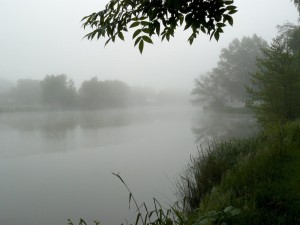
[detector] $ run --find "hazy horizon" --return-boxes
[0,0,299,93]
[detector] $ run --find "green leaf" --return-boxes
[200,26,206,34]
[229,9,238,14]
[155,23,160,35]
[139,40,144,53]
[118,32,125,41]
[134,36,142,46]
[166,33,170,41]
[224,0,234,5]
[143,28,151,34]
[179,14,184,26]
[141,21,150,26]
[133,29,142,39]
[217,23,226,28]
[214,31,220,41]
[210,31,215,40]
[142,36,153,44]
[104,37,111,46]
[225,15,233,26]
[130,22,140,28]
[226,6,237,11]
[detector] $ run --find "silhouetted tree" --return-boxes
[11,79,41,105]
[192,35,268,110]
[102,80,130,107]
[81,0,237,53]
[293,0,300,12]
[40,75,77,108]
[79,77,130,109]
[79,77,102,109]
[247,31,300,124]
[0,78,14,95]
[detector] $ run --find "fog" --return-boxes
[0,0,299,224]
[0,0,298,91]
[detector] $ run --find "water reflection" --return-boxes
[0,107,193,158]
[79,110,130,130]
[2,111,130,134]
[0,110,135,158]
[191,111,258,144]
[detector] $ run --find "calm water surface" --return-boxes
[0,106,256,225]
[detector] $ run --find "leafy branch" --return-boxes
[82,0,237,53]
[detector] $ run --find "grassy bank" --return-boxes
[185,121,300,225]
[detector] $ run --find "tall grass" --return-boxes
[192,121,300,225]
[176,137,261,214]
[68,173,187,225]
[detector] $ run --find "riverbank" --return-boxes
[186,121,300,225]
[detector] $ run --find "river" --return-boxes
[0,106,256,225]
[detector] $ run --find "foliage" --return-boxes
[194,206,240,225]
[293,0,300,13]
[10,79,41,105]
[191,35,267,110]
[40,74,77,108]
[176,137,260,214]
[81,0,237,53]
[79,77,130,109]
[247,28,300,124]
[0,78,14,94]
[112,173,188,225]
[194,121,300,225]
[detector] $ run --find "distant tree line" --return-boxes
[192,23,300,124]
[3,75,186,110]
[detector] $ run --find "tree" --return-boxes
[191,71,227,110]
[10,79,41,105]
[293,0,300,12]
[192,35,268,110]
[79,77,102,109]
[247,33,300,124]
[79,77,130,109]
[40,75,77,108]
[82,0,237,53]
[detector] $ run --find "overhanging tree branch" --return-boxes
[82,0,237,53]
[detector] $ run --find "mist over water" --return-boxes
[0,106,256,225]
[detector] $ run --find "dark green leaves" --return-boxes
[132,29,141,39]
[118,32,124,41]
[138,40,144,54]
[130,22,140,28]
[142,36,153,44]
[223,15,234,26]
[82,0,238,53]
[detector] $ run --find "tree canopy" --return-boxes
[293,0,300,12]
[40,75,77,108]
[82,0,237,53]
[79,77,130,109]
[247,25,300,124]
[191,35,267,110]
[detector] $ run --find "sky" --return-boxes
[0,0,299,92]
